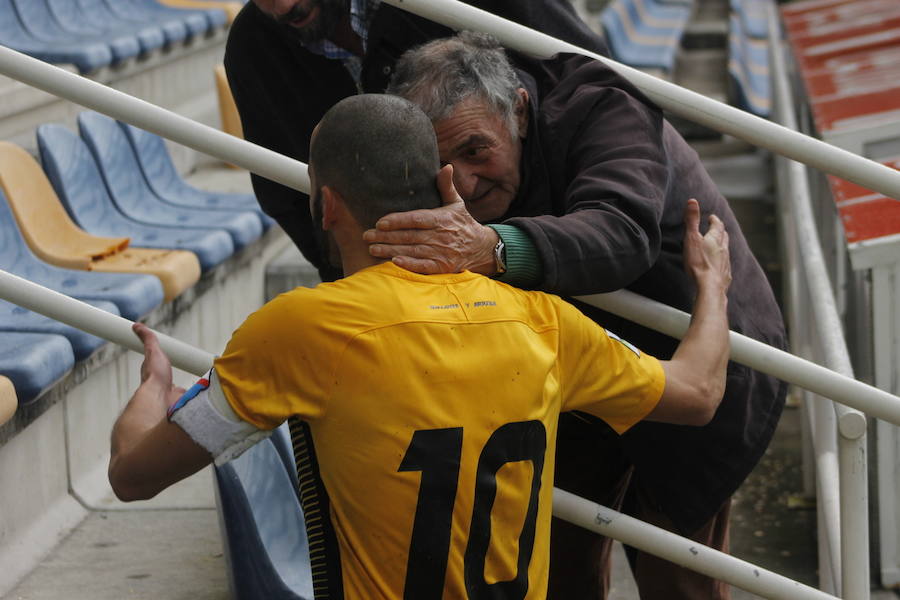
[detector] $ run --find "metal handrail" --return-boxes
[768,5,870,598]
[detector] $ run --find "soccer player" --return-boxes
[109,94,732,599]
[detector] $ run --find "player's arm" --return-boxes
[645,198,732,426]
[108,323,212,501]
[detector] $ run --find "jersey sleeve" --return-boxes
[211,291,332,430]
[555,298,665,433]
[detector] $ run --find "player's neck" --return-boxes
[334,228,385,276]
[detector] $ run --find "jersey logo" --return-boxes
[605,330,641,357]
[167,377,210,420]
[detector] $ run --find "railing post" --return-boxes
[838,410,870,600]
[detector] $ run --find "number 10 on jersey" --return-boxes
[399,420,547,599]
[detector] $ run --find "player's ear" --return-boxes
[515,88,529,138]
[320,185,341,230]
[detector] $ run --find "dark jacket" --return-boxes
[508,53,787,532]
[224,0,609,282]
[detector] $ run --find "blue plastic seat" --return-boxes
[730,0,769,39]
[0,331,73,404]
[0,297,117,361]
[43,0,162,58]
[78,112,263,251]
[37,124,235,272]
[619,0,691,38]
[119,123,274,228]
[600,0,680,72]
[11,0,141,65]
[728,14,771,117]
[100,0,189,46]
[75,0,168,52]
[214,434,313,600]
[0,0,112,73]
[104,0,220,40]
[0,188,163,321]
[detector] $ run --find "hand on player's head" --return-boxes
[682,198,732,294]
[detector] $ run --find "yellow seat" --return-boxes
[159,0,243,23]
[0,376,15,427]
[0,142,200,302]
[214,64,245,170]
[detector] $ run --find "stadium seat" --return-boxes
[159,0,243,24]
[632,0,694,31]
[71,0,169,52]
[730,0,770,39]
[78,112,264,250]
[0,143,201,302]
[600,0,683,72]
[0,0,112,73]
[0,332,73,405]
[0,187,163,321]
[215,435,313,600]
[98,0,189,46]
[0,296,117,360]
[118,122,273,227]
[106,0,223,39]
[728,13,771,117]
[37,124,235,273]
[45,0,166,57]
[214,64,248,171]
[0,375,15,426]
[11,0,141,65]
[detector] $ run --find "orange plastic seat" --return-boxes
[158,0,244,23]
[0,376,15,427]
[0,142,200,302]
[214,64,245,169]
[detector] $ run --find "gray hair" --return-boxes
[386,32,523,138]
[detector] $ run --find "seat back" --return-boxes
[0,141,129,270]
[0,332,74,405]
[214,436,313,600]
[0,375,16,426]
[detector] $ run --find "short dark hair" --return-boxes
[310,94,441,229]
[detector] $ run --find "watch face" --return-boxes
[494,239,507,274]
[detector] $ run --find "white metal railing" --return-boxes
[768,5,869,598]
[0,1,896,596]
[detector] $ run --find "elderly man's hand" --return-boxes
[363,165,499,275]
[133,322,185,408]
[683,198,731,295]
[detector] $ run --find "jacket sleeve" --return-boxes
[506,79,669,296]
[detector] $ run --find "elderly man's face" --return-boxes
[253,0,347,42]
[433,96,526,223]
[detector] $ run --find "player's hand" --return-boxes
[363,165,498,275]
[683,198,731,295]
[133,322,184,406]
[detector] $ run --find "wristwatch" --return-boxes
[493,236,507,275]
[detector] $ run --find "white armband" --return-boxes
[168,369,271,466]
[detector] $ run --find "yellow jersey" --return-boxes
[214,261,664,599]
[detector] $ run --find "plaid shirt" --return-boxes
[302,0,381,84]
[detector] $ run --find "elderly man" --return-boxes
[225,0,610,281]
[110,94,734,599]
[366,33,787,599]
